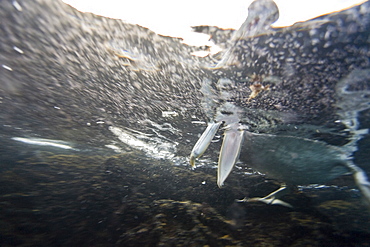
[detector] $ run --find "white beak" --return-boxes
[217,124,244,187]
[190,122,221,167]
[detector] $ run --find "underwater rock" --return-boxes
[1,153,369,246]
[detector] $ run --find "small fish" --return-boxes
[12,137,74,150]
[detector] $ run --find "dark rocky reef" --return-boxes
[1,153,370,246]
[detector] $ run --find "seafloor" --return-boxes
[1,152,369,246]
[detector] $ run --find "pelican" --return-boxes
[190,121,222,167]
[190,123,370,207]
[190,0,370,208]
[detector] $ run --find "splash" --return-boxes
[109,126,176,160]
[336,69,370,155]
[212,0,279,69]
